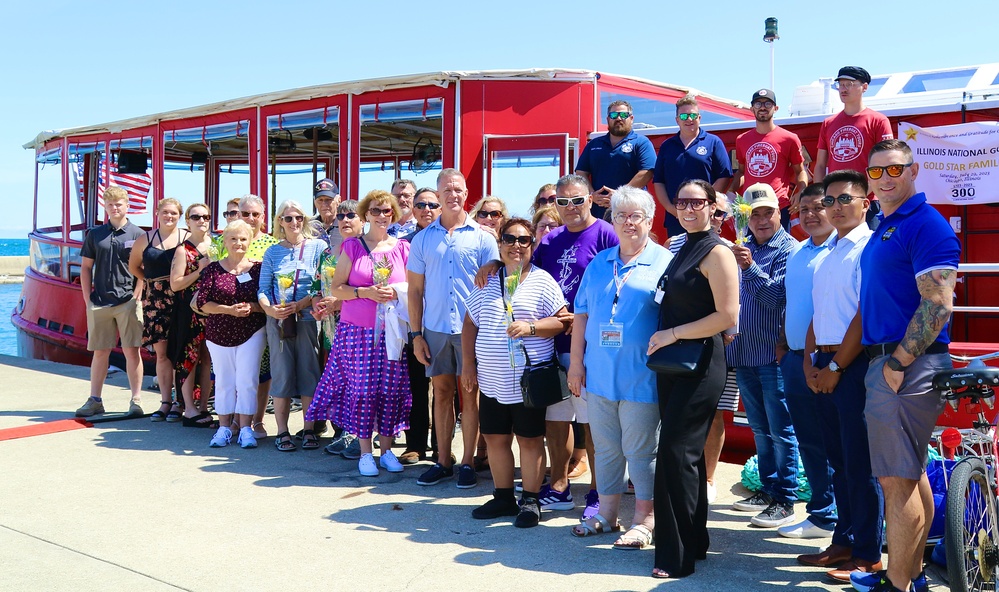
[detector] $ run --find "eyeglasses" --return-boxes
[752,101,775,110]
[608,111,632,120]
[821,194,863,207]
[224,210,240,218]
[612,212,648,224]
[866,163,914,179]
[555,196,587,207]
[677,113,700,121]
[240,211,262,219]
[368,206,393,217]
[336,212,358,220]
[539,222,558,230]
[281,215,305,223]
[832,79,864,90]
[414,201,440,210]
[476,210,503,219]
[188,214,211,222]
[712,210,729,220]
[676,198,709,211]
[535,196,557,205]
[500,234,533,246]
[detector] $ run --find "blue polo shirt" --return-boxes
[860,193,960,346]
[573,242,672,404]
[575,131,657,218]
[407,214,499,335]
[783,235,834,350]
[653,130,733,234]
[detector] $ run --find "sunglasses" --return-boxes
[608,111,632,120]
[677,113,700,121]
[712,210,729,220]
[675,198,709,211]
[368,206,393,217]
[866,163,913,179]
[414,201,440,210]
[535,196,557,205]
[240,211,262,219]
[188,213,211,222]
[281,215,305,223]
[501,234,533,246]
[476,210,503,219]
[224,210,240,218]
[336,212,358,220]
[555,196,587,207]
[613,212,647,224]
[821,194,862,207]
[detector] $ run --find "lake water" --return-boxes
[1,237,28,356]
[0,238,29,257]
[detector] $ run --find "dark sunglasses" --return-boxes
[281,215,305,223]
[240,211,262,219]
[501,234,533,246]
[335,212,358,220]
[188,213,211,222]
[223,210,240,218]
[712,210,729,220]
[555,196,587,207]
[476,210,503,219]
[867,163,913,179]
[821,194,862,207]
[367,206,393,217]
[677,113,700,121]
[608,111,632,120]
[414,201,441,210]
[535,196,557,205]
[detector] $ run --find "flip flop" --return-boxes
[182,412,219,429]
[613,524,654,550]
[570,513,621,538]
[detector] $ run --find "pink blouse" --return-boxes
[339,237,409,328]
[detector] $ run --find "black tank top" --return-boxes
[658,231,724,329]
[142,229,184,279]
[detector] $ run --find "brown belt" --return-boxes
[816,345,839,353]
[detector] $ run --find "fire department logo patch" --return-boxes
[829,125,864,163]
[746,142,778,177]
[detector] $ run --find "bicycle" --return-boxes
[934,353,999,592]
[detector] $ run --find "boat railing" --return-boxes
[955,263,999,315]
[28,233,83,285]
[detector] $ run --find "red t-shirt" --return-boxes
[736,126,804,208]
[817,108,893,175]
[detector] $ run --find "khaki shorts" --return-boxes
[86,299,143,351]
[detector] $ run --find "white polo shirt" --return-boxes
[812,223,873,346]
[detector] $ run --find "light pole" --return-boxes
[764,17,779,91]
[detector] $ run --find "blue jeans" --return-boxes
[780,351,837,529]
[737,363,798,505]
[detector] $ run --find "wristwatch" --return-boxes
[529,322,536,336]
[886,356,909,372]
[828,360,845,374]
[408,330,423,340]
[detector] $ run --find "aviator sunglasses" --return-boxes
[281,215,305,223]
[866,163,914,179]
[501,233,533,246]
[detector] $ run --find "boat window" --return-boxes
[358,99,444,198]
[901,69,977,94]
[599,91,744,128]
[29,238,61,278]
[357,160,398,200]
[866,77,889,97]
[35,150,63,235]
[488,148,562,218]
[216,163,252,222]
[164,122,249,227]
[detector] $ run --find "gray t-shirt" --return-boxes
[80,220,144,307]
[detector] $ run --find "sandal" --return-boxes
[150,400,172,422]
[275,431,297,452]
[166,404,183,423]
[571,513,621,538]
[301,429,320,450]
[613,524,655,550]
[182,412,219,429]
[651,568,671,579]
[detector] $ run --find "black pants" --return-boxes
[403,343,431,454]
[653,334,726,577]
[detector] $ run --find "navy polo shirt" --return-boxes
[654,130,732,233]
[575,131,657,218]
[859,193,960,346]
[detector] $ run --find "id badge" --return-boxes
[599,322,624,348]
[654,288,665,304]
[237,273,252,283]
[296,259,308,270]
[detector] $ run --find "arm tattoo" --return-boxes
[900,269,956,358]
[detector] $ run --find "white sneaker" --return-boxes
[707,482,717,503]
[238,426,258,449]
[777,517,833,539]
[379,450,404,473]
[209,426,232,448]
[359,453,379,477]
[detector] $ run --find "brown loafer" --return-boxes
[399,450,424,465]
[826,558,884,582]
[568,457,590,479]
[797,543,852,567]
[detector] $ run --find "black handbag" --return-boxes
[646,338,711,376]
[520,353,567,409]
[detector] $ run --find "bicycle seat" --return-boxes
[933,367,999,394]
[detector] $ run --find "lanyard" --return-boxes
[610,260,637,323]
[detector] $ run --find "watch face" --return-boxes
[829,361,840,373]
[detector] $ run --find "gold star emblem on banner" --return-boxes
[904,127,918,141]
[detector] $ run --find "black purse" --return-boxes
[646,338,711,376]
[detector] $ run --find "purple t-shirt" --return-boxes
[532,218,619,353]
[340,237,410,328]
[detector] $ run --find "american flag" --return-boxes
[74,156,151,214]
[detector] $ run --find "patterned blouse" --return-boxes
[197,261,266,347]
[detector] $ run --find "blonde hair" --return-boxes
[470,195,509,221]
[357,190,401,223]
[157,197,183,215]
[532,205,562,228]
[222,219,252,242]
[185,202,210,218]
[272,200,317,241]
[104,186,129,204]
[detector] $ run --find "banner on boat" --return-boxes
[900,121,999,206]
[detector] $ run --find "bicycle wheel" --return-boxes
[946,457,999,592]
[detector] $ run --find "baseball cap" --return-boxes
[745,183,779,210]
[751,89,777,104]
[835,66,872,84]
[314,178,339,199]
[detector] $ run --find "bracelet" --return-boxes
[671,327,677,341]
[354,287,359,299]
[529,322,536,336]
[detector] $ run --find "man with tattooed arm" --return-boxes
[856,139,960,592]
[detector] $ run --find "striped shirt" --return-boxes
[727,227,795,367]
[466,267,566,405]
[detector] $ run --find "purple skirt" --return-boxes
[306,321,411,439]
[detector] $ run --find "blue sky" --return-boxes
[1,0,996,237]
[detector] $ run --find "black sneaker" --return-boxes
[750,501,795,527]
[456,463,477,489]
[514,500,541,528]
[417,463,454,486]
[471,495,520,519]
[732,491,773,512]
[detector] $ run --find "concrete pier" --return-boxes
[0,256,27,283]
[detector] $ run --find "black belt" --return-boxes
[864,341,949,359]
[789,349,805,357]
